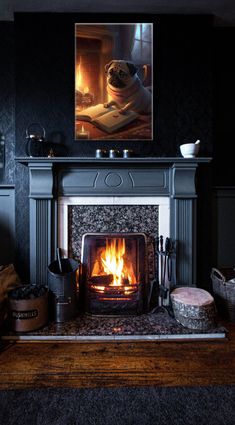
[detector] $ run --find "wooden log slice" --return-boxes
[170,287,216,330]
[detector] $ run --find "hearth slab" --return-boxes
[1,312,227,342]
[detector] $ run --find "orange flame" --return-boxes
[91,238,137,287]
[76,58,90,94]
[76,60,83,91]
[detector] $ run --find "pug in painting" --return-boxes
[104,60,151,115]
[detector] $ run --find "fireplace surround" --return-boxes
[7,156,228,341]
[16,156,211,291]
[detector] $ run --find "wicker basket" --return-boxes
[210,267,235,322]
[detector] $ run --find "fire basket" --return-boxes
[80,233,151,316]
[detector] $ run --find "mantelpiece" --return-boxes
[16,156,211,288]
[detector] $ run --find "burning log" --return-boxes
[121,277,129,286]
[89,274,113,285]
[88,281,139,296]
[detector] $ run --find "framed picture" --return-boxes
[75,22,153,141]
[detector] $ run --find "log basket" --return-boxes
[8,285,49,332]
[211,267,235,322]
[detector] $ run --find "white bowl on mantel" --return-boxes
[180,141,200,158]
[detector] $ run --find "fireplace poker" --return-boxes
[159,235,164,285]
[56,247,63,274]
[167,238,173,282]
[156,236,159,252]
[162,238,167,284]
[164,237,171,283]
[159,235,164,252]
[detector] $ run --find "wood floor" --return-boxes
[0,322,235,390]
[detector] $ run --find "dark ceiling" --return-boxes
[0,0,235,26]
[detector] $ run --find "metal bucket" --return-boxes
[48,258,79,323]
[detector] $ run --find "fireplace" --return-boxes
[58,195,170,313]
[18,157,211,293]
[81,232,151,316]
[75,24,115,139]
[75,24,114,109]
[10,157,215,341]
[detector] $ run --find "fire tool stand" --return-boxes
[152,235,175,316]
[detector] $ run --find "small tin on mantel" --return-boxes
[109,149,120,158]
[123,149,134,158]
[95,149,108,158]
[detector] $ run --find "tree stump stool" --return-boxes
[170,287,216,330]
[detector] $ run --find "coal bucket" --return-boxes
[48,258,79,322]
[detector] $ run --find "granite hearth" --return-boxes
[8,156,223,343]
[2,311,227,342]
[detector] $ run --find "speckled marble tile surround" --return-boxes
[68,205,159,262]
[2,312,227,341]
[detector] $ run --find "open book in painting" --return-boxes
[77,103,139,134]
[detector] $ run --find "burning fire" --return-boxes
[76,58,90,94]
[76,61,82,91]
[102,238,125,286]
[91,238,137,287]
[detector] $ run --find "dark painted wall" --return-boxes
[213,28,235,186]
[14,13,213,158]
[11,13,215,280]
[3,13,234,283]
[0,22,15,184]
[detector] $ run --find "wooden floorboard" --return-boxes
[0,322,235,390]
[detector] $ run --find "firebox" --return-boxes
[80,233,152,316]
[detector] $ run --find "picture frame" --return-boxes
[74,22,153,141]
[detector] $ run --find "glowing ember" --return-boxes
[91,238,137,287]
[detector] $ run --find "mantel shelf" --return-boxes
[15,156,212,166]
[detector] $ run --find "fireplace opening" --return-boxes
[75,25,114,118]
[80,232,154,316]
[75,37,104,110]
